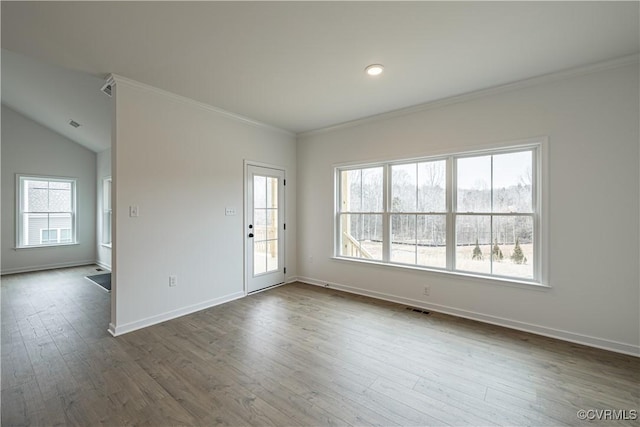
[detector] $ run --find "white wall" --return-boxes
[96,148,112,269]
[297,63,640,355]
[110,77,297,335]
[1,105,97,274]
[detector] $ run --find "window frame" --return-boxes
[334,138,548,287]
[16,174,78,249]
[102,176,112,247]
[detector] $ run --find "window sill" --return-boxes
[331,256,550,291]
[15,243,80,250]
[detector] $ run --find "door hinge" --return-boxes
[284,223,286,230]
[284,267,287,274]
[283,179,286,186]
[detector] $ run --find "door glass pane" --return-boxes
[254,241,267,275]
[266,177,278,209]
[267,209,278,240]
[456,215,491,274]
[493,151,532,213]
[416,215,446,268]
[253,176,266,208]
[391,214,416,264]
[492,216,534,279]
[266,240,278,272]
[391,164,417,212]
[457,156,491,212]
[252,172,281,278]
[254,209,267,240]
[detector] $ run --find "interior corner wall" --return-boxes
[111,79,297,334]
[296,63,640,355]
[1,105,97,274]
[96,148,112,269]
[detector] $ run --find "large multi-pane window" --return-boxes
[336,143,542,283]
[17,175,77,248]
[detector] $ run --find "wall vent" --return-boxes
[101,75,115,97]
[101,82,113,97]
[406,307,431,315]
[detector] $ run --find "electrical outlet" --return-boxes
[225,207,236,216]
[423,285,430,296]
[129,205,139,217]
[169,275,178,287]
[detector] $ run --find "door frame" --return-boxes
[243,160,287,295]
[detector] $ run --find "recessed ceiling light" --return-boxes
[68,119,81,128]
[365,64,384,76]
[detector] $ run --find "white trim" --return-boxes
[95,259,111,270]
[107,291,245,336]
[106,74,294,137]
[297,276,639,357]
[331,136,545,170]
[16,174,78,249]
[329,256,549,291]
[0,260,95,276]
[299,54,639,137]
[247,281,288,296]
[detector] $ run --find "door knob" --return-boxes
[248,233,254,238]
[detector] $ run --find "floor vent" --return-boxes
[406,307,431,315]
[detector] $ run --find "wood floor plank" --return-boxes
[2,267,639,426]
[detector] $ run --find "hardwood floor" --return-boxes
[2,266,638,426]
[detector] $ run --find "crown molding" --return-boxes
[104,73,295,137]
[298,53,640,139]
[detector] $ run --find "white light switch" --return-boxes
[225,207,236,216]
[129,206,139,217]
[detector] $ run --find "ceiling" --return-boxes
[2,49,112,152]
[2,1,639,151]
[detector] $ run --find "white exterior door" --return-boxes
[246,164,285,293]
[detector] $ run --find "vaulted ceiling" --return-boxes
[2,1,638,151]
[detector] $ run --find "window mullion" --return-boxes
[382,164,390,263]
[447,156,455,271]
[490,155,494,275]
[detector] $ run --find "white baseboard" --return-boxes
[95,260,111,271]
[297,276,640,357]
[108,291,245,336]
[1,260,96,276]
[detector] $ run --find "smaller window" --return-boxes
[17,175,77,248]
